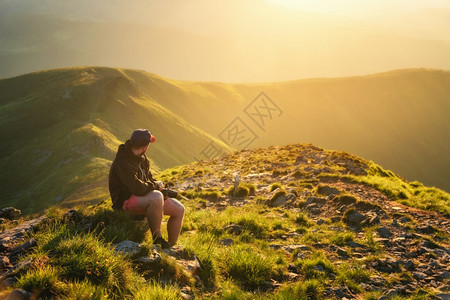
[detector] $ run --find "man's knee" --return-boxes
[179,202,185,216]
[175,200,185,218]
[141,191,164,208]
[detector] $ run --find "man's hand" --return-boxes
[155,181,164,190]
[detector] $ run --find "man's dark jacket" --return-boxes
[109,140,158,211]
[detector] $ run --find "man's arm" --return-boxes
[115,161,158,196]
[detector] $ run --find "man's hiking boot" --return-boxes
[153,236,171,249]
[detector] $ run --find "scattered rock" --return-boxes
[343,209,366,225]
[219,238,234,246]
[0,256,12,269]
[0,216,47,245]
[412,271,428,280]
[5,289,32,300]
[306,197,327,205]
[417,225,437,234]
[403,260,415,271]
[337,195,357,205]
[163,245,188,259]
[365,215,380,226]
[371,257,401,273]
[224,224,243,235]
[336,247,348,257]
[317,185,341,196]
[435,293,450,300]
[114,240,146,258]
[9,239,37,256]
[377,227,393,238]
[137,251,162,265]
[0,207,21,220]
[282,244,309,252]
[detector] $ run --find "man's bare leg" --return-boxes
[163,197,185,245]
[137,191,164,239]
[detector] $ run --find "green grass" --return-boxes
[273,279,325,300]
[133,281,182,300]
[223,245,276,290]
[16,266,64,299]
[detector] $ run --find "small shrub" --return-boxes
[52,232,135,296]
[295,212,311,226]
[296,251,335,279]
[329,231,355,246]
[240,182,256,195]
[270,182,283,192]
[227,185,250,197]
[274,279,324,300]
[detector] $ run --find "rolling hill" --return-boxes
[0,66,449,213]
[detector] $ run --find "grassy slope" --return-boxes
[2,143,448,299]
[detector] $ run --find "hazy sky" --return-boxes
[1,0,449,81]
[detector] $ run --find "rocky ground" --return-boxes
[0,144,449,299]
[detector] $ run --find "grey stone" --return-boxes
[137,251,162,264]
[219,238,234,246]
[412,271,427,280]
[224,224,243,235]
[286,272,299,280]
[417,225,437,234]
[10,239,37,256]
[316,219,327,225]
[404,260,415,271]
[347,240,365,248]
[347,210,366,224]
[0,207,21,220]
[368,215,380,226]
[114,240,145,258]
[286,193,297,201]
[0,216,47,244]
[331,216,341,223]
[5,289,32,300]
[306,197,327,205]
[0,256,12,269]
[336,247,348,257]
[271,194,288,207]
[282,244,309,252]
[369,275,388,286]
[312,264,326,272]
[377,226,393,238]
[435,293,450,300]
[316,185,340,196]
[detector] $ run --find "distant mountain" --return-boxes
[0,67,449,213]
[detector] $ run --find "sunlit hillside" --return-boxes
[0,67,233,213]
[0,67,449,214]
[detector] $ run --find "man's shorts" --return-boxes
[122,195,146,215]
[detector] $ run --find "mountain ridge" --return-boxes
[0,66,449,214]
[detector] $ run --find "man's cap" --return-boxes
[130,129,156,147]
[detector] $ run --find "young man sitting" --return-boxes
[109,129,185,248]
